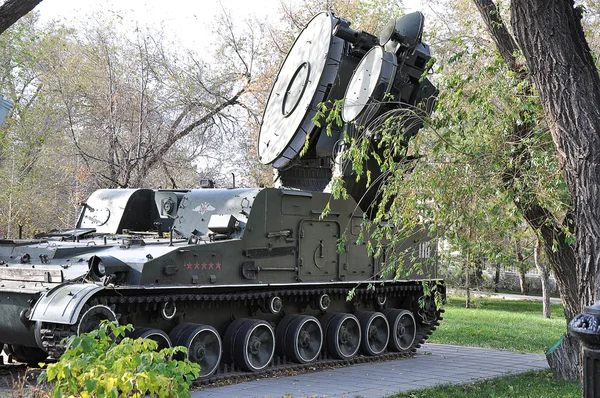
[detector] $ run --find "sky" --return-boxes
[34,0,422,53]
[30,0,424,181]
[35,0,282,51]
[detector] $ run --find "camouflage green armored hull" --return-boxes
[0,10,444,378]
[0,187,442,375]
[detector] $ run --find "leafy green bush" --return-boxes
[38,321,200,398]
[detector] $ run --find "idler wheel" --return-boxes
[261,296,283,314]
[383,308,416,352]
[4,344,48,365]
[127,328,172,351]
[321,313,361,360]
[276,315,323,364]
[77,304,117,336]
[357,311,390,356]
[169,323,222,378]
[225,319,275,372]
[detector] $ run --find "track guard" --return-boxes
[29,283,104,325]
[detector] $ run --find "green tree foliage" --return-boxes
[0,10,258,236]
[279,0,402,34]
[0,14,83,237]
[423,1,570,305]
[321,0,572,312]
[38,321,200,398]
[326,0,599,378]
[39,15,250,190]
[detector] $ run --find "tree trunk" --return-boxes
[465,261,471,309]
[515,243,528,295]
[518,267,528,295]
[512,0,600,312]
[473,0,581,322]
[465,227,472,309]
[494,262,501,293]
[534,236,551,318]
[511,0,600,382]
[0,0,42,35]
[546,333,580,380]
[539,269,551,318]
[473,0,586,379]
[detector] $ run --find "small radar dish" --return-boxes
[380,12,425,49]
[258,13,344,168]
[342,46,397,124]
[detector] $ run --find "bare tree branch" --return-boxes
[472,0,521,73]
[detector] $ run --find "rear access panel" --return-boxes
[298,220,340,281]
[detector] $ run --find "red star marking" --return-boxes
[215,262,221,270]
[201,262,207,270]
[186,263,192,270]
[208,262,214,269]
[194,262,200,269]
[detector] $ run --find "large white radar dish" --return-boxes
[258,13,344,168]
[342,46,397,124]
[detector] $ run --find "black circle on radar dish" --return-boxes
[258,13,344,169]
[282,62,310,117]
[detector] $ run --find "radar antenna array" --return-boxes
[258,11,438,208]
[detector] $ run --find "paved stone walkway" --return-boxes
[194,343,549,398]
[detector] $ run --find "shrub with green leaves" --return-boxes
[38,321,200,398]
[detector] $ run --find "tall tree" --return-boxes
[468,0,600,380]
[325,0,586,378]
[39,16,255,190]
[0,14,80,237]
[534,235,552,318]
[511,1,600,380]
[0,10,264,236]
[471,0,579,321]
[511,0,600,313]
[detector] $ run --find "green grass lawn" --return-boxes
[391,369,580,398]
[391,295,581,397]
[429,296,567,353]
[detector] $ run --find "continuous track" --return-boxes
[38,281,444,382]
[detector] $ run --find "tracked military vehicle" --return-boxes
[0,11,443,378]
